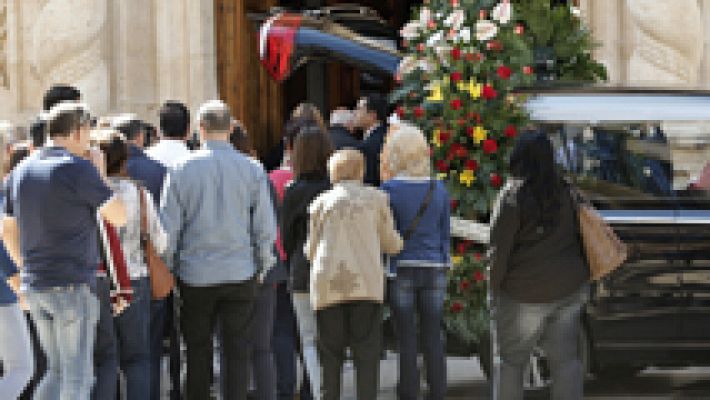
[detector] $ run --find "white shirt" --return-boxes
[147,139,191,169]
[109,178,169,280]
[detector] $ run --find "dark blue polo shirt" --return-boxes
[5,147,112,289]
[127,144,166,206]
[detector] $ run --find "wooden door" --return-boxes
[214,0,283,158]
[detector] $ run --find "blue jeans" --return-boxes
[390,267,447,400]
[149,297,166,400]
[25,283,100,400]
[115,278,151,399]
[92,277,118,400]
[493,284,588,400]
[272,283,300,400]
[0,303,34,398]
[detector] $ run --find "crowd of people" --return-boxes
[0,83,590,400]
[0,86,454,400]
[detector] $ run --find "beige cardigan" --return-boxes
[306,181,403,310]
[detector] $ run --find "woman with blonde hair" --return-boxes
[380,123,451,400]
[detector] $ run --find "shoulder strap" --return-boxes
[138,186,148,247]
[402,179,436,242]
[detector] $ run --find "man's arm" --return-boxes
[99,195,127,228]
[2,216,22,268]
[159,170,183,267]
[251,172,277,279]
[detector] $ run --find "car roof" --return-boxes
[520,85,710,123]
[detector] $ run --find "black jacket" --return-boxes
[329,125,360,150]
[357,124,387,186]
[489,179,589,303]
[280,175,331,292]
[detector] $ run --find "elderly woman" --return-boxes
[307,149,403,400]
[380,124,451,400]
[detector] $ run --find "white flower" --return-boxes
[426,30,444,47]
[570,6,581,18]
[444,9,465,31]
[434,45,452,66]
[475,20,498,41]
[419,7,432,27]
[397,56,419,75]
[492,1,512,24]
[400,21,420,40]
[458,27,472,43]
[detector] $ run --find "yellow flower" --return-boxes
[473,126,487,144]
[436,173,448,181]
[459,169,476,187]
[452,255,464,266]
[458,79,482,99]
[427,82,444,102]
[432,128,442,148]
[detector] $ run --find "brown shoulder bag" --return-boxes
[572,187,629,281]
[139,187,175,299]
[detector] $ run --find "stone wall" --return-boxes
[0,0,218,127]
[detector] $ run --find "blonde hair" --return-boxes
[382,123,431,179]
[328,149,365,183]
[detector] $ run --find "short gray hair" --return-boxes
[197,100,232,133]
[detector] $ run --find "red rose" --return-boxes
[451,71,463,83]
[504,125,517,138]
[497,65,512,80]
[450,199,458,211]
[456,242,467,254]
[417,43,426,53]
[482,85,497,100]
[414,106,425,118]
[515,24,525,35]
[435,160,449,173]
[487,40,503,51]
[451,47,462,61]
[439,130,451,143]
[490,173,503,188]
[459,279,471,291]
[465,52,482,62]
[474,252,482,261]
[450,99,462,110]
[457,119,466,126]
[473,270,485,282]
[450,302,464,313]
[483,139,498,154]
[450,0,459,6]
[427,20,437,30]
[479,9,487,19]
[450,143,467,159]
[522,65,533,75]
[465,159,478,171]
[465,126,474,137]
[396,106,406,118]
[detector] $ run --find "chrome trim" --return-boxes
[596,342,710,349]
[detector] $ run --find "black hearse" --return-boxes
[256,7,710,383]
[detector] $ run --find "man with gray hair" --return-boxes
[328,108,360,150]
[160,100,277,400]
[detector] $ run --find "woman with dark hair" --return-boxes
[96,130,168,399]
[280,124,333,400]
[489,131,589,400]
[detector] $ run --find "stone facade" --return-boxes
[0,0,218,127]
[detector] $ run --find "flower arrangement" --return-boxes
[393,0,607,345]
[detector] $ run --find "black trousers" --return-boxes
[316,302,382,400]
[179,279,256,400]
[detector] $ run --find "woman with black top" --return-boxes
[489,132,589,400]
[280,125,333,400]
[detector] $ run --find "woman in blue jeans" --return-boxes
[97,130,168,399]
[380,124,451,400]
[489,132,589,400]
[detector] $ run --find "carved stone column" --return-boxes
[626,0,703,86]
[30,0,110,113]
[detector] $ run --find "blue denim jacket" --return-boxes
[160,141,277,286]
